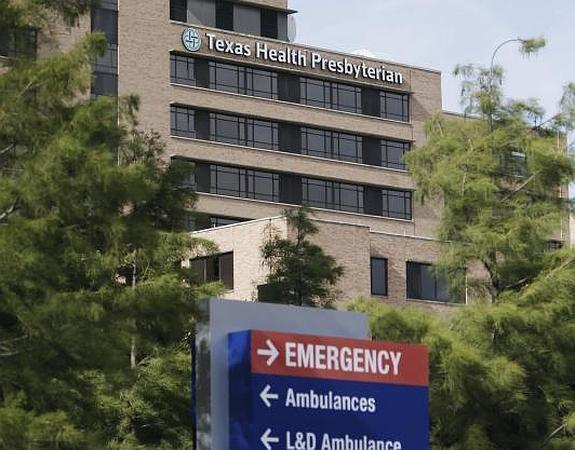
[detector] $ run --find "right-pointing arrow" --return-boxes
[259,384,279,408]
[260,428,280,450]
[256,339,279,366]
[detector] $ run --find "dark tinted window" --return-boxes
[382,189,412,220]
[210,113,278,150]
[210,216,247,228]
[91,9,118,44]
[371,258,388,296]
[91,72,118,97]
[171,54,195,85]
[209,61,278,99]
[406,262,449,302]
[190,252,234,289]
[301,78,331,109]
[300,78,362,114]
[0,28,37,59]
[302,178,364,213]
[216,1,234,30]
[210,165,279,202]
[301,128,362,164]
[100,0,118,10]
[333,83,362,113]
[381,91,409,122]
[94,44,118,74]
[170,0,188,22]
[261,8,278,38]
[382,140,411,170]
[171,106,195,138]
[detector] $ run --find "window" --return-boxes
[170,0,188,22]
[546,240,563,251]
[333,83,362,113]
[209,61,278,99]
[171,106,195,138]
[0,28,37,59]
[171,54,196,86]
[300,78,362,114]
[91,9,118,45]
[91,72,118,97]
[381,91,409,122]
[406,262,449,302]
[261,8,278,39]
[382,189,411,220]
[210,216,247,228]
[300,78,331,109]
[301,128,362,164]
[210,165,279,202]
[216,0,234,30]
[209,113,278,150]
[381,140,411,170]
[190,252,234,289]
[502,150,527,178]
[302,178,364,213]
[371,258,388,296]
[100,0,118,10]
[94,45,118,74]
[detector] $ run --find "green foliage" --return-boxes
[0,3,221,448]
[520,37,547,56]
[360,42,575,449]
[261,208,343,307]
[406,66,574,302]
[351,282,575,449]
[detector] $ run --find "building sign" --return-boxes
[228,330,429,450]
[180,28,404,85]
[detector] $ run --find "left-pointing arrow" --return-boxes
[260,428,280,450]
[259,384,279,408]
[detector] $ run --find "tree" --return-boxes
[0,2,220,448]
[347,40,575,449]
[405,42,575,303]
[260,208,343,308]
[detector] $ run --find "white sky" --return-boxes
[289,0,574,121]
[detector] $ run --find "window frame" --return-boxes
[406,261,449,302]
[170,105,196,138]
[370,257,388,296]
[382,188,412,220]
[380,91,410,122]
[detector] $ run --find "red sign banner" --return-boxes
[250,330,428,387]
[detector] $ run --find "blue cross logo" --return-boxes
[182,28,201,52]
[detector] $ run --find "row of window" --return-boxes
[170,105,412,170]
[170,54,410,122]
[91,2,118,98]
[188,161,413,220]
[170,0,287,40]
[190,252,454,303]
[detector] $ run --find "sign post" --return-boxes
[229,330,429,450]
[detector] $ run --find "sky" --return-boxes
[289,0,574,120]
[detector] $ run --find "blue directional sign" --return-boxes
[228,330,429,450]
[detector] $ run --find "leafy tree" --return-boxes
[348,41,575,449]
[261,208,343,308]
[0,2,219,448]
[405,47,575,303]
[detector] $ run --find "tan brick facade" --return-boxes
[28,1,469,311]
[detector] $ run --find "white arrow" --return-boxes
[256,339,279,366]
[260,428,280,450]
[259,384,279,408]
